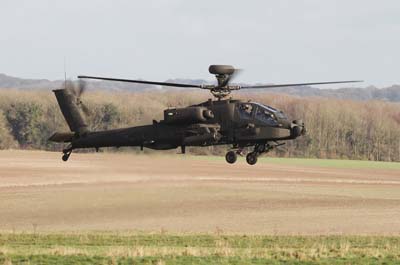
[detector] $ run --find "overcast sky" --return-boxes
[0,0,399,87]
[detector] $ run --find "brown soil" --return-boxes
[0,150,399,235]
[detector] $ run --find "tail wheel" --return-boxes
[246,152,258,165]
[225,151,237,164]
[62,146,72,162]
[62,153,70,162]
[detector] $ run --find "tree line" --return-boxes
[0,89,399,162]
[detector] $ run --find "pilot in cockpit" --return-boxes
[238,103,253,117]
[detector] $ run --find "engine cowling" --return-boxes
[163,107,214,125]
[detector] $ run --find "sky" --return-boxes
[0,0,399,87]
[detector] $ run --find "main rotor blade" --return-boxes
[240,80,363,89]
[78,75,202,88]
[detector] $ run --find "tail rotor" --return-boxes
[64,79,91,116]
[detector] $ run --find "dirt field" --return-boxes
[0,150,399,235]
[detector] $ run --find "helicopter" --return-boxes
[49,65,361,165]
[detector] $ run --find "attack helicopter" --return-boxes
[49,65,360,165]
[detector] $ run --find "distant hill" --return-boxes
[245,85,400,102]
[1,73,399,102]
[0,73,61,90]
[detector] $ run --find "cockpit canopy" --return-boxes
[236,102,288,126]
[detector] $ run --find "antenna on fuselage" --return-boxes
[63,56,67,89]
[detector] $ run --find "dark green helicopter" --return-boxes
[49,65,360,165]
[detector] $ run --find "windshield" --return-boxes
[255,107,278,125]
[237,102,287,125]
[254,103,287,120]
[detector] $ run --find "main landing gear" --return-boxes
[245,144,271,165]
[225,147,246,164]
[246,143,275,165]
[246,152,258,165]
[225,143,283,165]
[225,151,238,164]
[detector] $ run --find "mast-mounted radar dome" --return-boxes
[208,65,235,75]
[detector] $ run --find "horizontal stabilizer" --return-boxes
[48,132,75,143]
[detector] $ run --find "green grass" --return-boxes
[192,155,400,170]
[1,233,400,264]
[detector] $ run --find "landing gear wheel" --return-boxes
[246,152,258,165]
[225,151,237,164]
[62,153,70,162]
[62,146,72,162]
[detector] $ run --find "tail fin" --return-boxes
[53,88,89,135]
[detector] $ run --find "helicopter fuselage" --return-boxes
[69,99,305,154]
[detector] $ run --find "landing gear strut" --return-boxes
[245,143,274,165]
[62,146,73,162]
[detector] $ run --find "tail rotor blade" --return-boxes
[80,102,91,116]
[78,79,87,97]
[64,80,76,94]
[61,80,90,116]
